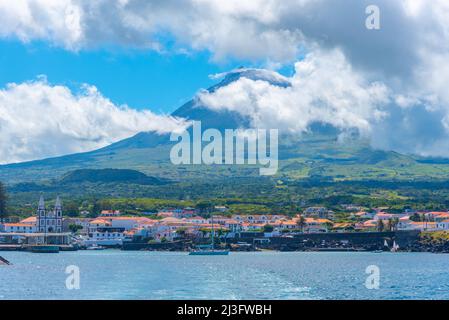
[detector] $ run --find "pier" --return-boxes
[0,232,76,252]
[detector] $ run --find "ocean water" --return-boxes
[1,250,449,300]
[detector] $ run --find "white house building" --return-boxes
[1,223,36,233]
[85,218,125,246]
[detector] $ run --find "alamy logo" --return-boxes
[170,121,278,175]
[65,265,80,290]
[365,5,380,30]
[365,265,380,289]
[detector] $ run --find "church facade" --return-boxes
[36,196,63,233]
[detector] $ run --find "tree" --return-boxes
[296,215,306,233]
[195,200,214,214]
[91,200,102,217]
[0,182,7,223]
[176,227,187,238]
[387,218,393,232]
[393,217,400,231]
[199,228,209,238]
[68,224,83,234]
[263,224,274,233]
[216,228,225,238]
[64,202,80,217]
[377,219,385,232]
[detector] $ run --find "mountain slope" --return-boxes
[2,68,449,184]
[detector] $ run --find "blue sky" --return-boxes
[0,40,238,113]
[0,1,447,163]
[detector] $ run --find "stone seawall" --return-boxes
[122,231,421,251]
[122,240,189,251]
[234,230,420,251]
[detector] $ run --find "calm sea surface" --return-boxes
[1,250,448,300]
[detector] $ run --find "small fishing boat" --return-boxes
[189,244,229,255]
[86,244,106,251]
[189,250,229,256]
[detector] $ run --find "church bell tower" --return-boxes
[36,195,63,233]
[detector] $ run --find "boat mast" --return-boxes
[211,215,215,250]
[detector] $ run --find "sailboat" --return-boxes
[390,241,400,253]
[189,216,229,256]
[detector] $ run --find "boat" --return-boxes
[189,249,229,256]
[86,244,106,250]
[189,216,229,256]
[391,241,400,252]
[28,245,60,253]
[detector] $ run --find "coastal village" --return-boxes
[1,196,449,253]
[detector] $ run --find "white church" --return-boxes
[37,195,63,233]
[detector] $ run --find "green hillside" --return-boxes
[2,69,449,188]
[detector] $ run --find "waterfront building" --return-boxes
[397,216,413,230]
[351,211,375,220]
[20,217,37,225]
[100,210,121,217]
[1,223,36,233]
[424,211,449,221]
[214,205,229,212]
[37,196,63,233]
[303,218,332,233]
[434,213,449,222]
[86,218,125,246]
[232,214,287,224]
[272,220,297,231]
[172,207,197,218]
[373,213,396,221]
[186,216,208,224]
[303,207,334,219]
[109,217,154,230]
[223,219,242,234]
[437,220,449,230]
[409,221,439,231]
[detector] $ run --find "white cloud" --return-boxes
[198,50,449,158]
[0,78,186,164]
[0,0,446,66]
[199,50,389,137]
[0,0,305,61]
[1,1,449,158]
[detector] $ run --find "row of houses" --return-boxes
[353,211,449,232]
[0,211,333,245]
[4,202,449,246]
